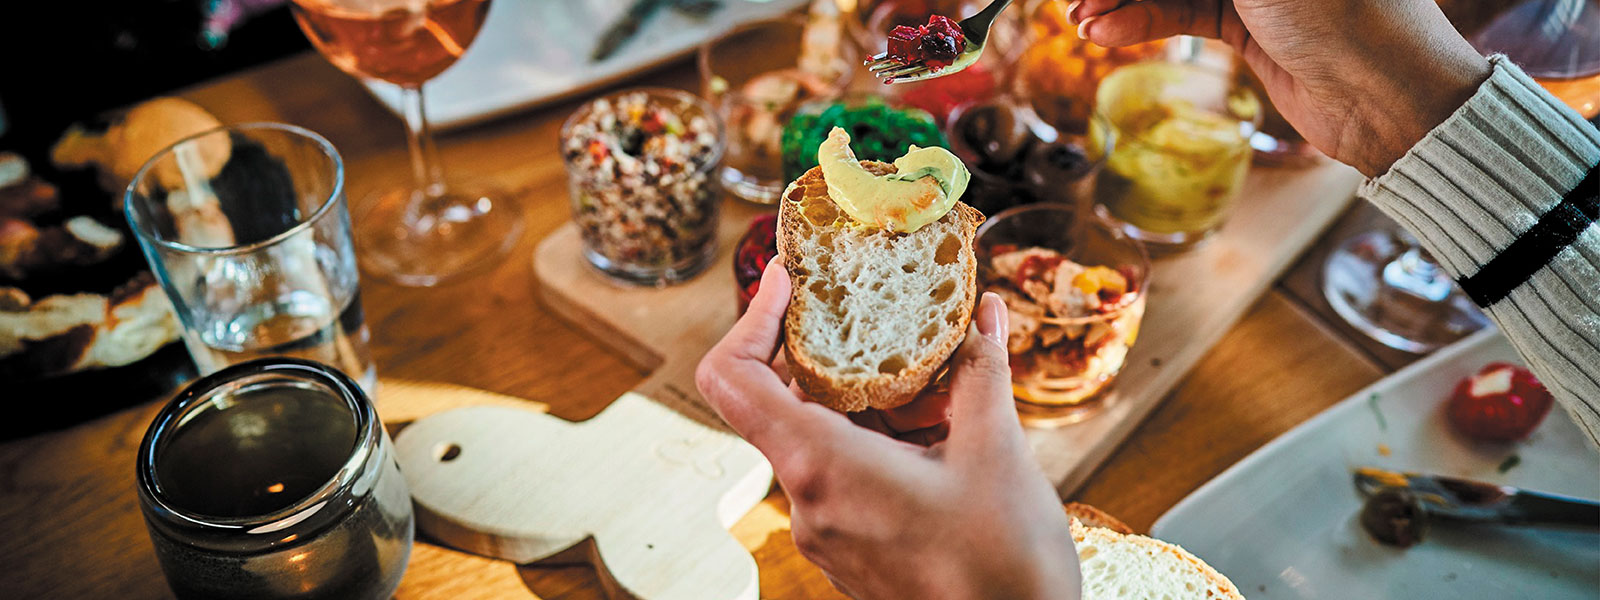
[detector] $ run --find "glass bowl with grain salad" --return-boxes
[976,203,1150,426]
[561,88,727,286]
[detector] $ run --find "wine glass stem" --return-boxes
[401,84,447,204]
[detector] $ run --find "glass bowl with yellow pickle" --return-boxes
[1089,61,1261,250]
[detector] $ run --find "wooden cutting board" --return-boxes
[374,380,786,600]
[533,160,1365,495]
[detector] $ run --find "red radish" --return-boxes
[1445,362,1554,441]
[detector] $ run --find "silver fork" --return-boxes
[865,0,1014,84]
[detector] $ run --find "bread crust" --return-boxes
[1069,518,1246,599]
[777,162,984,412]
[1062,502,1134,535]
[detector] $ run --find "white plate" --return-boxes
[1150,328,1600,599]
[363,0,808,130]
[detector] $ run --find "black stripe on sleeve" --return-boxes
[1459,162,1599,307]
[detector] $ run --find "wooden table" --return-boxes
[0,53,1413,599]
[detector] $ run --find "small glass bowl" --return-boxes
[699,14,855,203]
[1090,61,1260,251]
[733,213,779,315]
[559,88,727,286]
[944,96,1112,217]
[976,203,1150,426]
[1014,0,1169,135]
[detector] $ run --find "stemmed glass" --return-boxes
[1323,228,1489,354]
[290,0,522,287]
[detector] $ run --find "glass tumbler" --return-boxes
[976,204,1150,427]
[699,14,854,203]
[1089,61,1260,250]
[136,358,414,600]
[560,88,727,286]
[124,123,376,391]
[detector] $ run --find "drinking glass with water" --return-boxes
[124,122,376,391]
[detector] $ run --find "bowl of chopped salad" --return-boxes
[561,88,726,286]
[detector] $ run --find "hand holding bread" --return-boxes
[697,261,1081,598]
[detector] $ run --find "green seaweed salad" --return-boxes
[781,98,948,182]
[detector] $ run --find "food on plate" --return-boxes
[983,245,1142,406]
[1071,516,1245,599]
[780,97,946,182]
[1359,487,1426,548]
[1091,62,1258,239]
[1445,362,1555,442]
[778,128,982,411]
[562,91,722,271]
[51,97,230,192]
[885,14,967,70]
[734,214,778,314]
[0,273,181,377]
[947,98,1098,215]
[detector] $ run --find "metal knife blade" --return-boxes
[590,0,724,62]
[1353,467,1600,529]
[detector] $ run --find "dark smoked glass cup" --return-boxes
[136,358,413,599]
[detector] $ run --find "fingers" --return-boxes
[946,293,1027,453]
[696,258,813,448]
[879,389,953,433]
[1073,0,1222,47]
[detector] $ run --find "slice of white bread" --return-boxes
[1071,517,1245,600]
[777,161,984,412]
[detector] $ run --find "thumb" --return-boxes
[947,292,1026,453]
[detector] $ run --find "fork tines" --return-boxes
[864,54,929,83]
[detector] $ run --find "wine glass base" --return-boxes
[353,184,523,287]
[1322,231,1490,354]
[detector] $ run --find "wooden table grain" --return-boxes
[0,53,1394,599]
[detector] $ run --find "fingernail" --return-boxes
[1076,15,1098,40]
[1066,0,1081,25]
[976,292,1005,347]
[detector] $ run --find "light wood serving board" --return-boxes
[374,380,784,600]
[533,161,1365,495]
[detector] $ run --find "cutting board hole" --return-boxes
[434,442,462,462]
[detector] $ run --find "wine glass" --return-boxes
[290,0,522,287]
[1322,228,1489,354]
[1449,0,1600,119]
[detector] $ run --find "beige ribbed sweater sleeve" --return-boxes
[1360,56,1600,447]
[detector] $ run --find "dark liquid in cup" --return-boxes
[143,380,413,600]
[154,385,357,517]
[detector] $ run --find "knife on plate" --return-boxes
[591,0,724,62]
[1354,467,1600,529]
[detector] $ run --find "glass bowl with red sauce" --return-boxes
[734,213,779,314]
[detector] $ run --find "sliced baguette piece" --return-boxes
[777,161,984,412]
[1071,517,1246,600]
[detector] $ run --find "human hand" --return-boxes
[696,259,1080,599]
[1067,0,1492,176]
